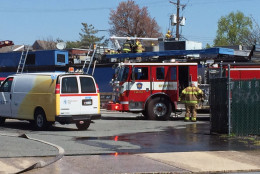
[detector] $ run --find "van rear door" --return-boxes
[60,76,81,115]
[59,75,99,116]
[79,76,99,114]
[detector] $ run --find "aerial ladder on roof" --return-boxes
[81,44,97,76]
[16,45,29,74]
[82,44,93,72]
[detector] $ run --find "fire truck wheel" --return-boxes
[147,97,172,120]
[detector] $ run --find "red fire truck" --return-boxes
[107,62,198,120]
[207,62,260,80]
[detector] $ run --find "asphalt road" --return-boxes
[0,111,212,157]
[0,111,260,174]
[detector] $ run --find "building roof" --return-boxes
[32,40,57,50]
[0,45,26,53]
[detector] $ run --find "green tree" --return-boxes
[214,11,253,46]
[205,43,211,49]
[66,41,81,48]
[66,23,108,49]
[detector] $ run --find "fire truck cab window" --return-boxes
[156,67,165,80]
[170,67,177,81]
[134,67,148,80]
[118,67,129,81]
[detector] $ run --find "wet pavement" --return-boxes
[75,123,259,154]
[0,113,260,173]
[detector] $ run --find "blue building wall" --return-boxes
[89,67,114,93]
[0,50,114,92]
[0,50,68,67]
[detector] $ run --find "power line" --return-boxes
[191,0,257,5]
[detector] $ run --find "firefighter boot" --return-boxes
[191,117,197,122]
[184,117,190,121]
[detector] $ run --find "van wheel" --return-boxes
[147,97,172,120]
[76,120,91,130]
[0,117,6,125]
[34,110,48,130]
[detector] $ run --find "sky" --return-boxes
[0,0,259,47]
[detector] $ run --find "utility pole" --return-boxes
[169,0,186,40]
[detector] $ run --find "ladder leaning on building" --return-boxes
[16,45,30,74]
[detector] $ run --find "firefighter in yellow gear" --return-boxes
[133,39,144,62]
[165,30,172,39]
[122,38,133,53]
[134,40,144,53]
[180,82,204,122]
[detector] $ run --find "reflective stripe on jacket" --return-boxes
[180,86,203,104]
[122,41,132,52]
[135,42,143,53]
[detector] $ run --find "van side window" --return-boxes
[61,77,78,93]
[80,77,96,93]
[0,78,13,92]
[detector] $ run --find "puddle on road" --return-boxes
[75,123,260,154]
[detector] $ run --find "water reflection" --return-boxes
[76,123,259,154]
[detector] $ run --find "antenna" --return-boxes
[56,42,66,50]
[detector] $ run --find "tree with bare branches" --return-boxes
[245,16,260,46]
[109,0,162,38]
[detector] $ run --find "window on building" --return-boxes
[25,54,36,65]
[57,54,65,63]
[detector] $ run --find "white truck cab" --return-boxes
[0,72,101,130]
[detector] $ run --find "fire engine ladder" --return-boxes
[16,46,29,74]
[86,45,97,75]
[82,44,97,75]
[82,44,93,72]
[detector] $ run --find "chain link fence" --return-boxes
[210,78,260,136]
[231,80,260,136]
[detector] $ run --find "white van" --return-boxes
[0,73,101,130]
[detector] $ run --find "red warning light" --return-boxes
[114,136,118,141]
[0,40,14,48]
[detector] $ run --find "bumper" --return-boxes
[55,114,101,124]
[107,103,123,111]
